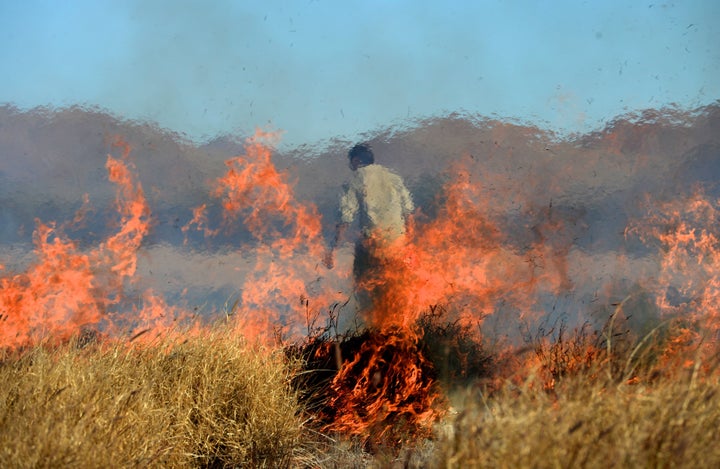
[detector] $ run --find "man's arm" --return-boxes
[395,174,414,216]
[324,181,358,269]
[323,222,348,269]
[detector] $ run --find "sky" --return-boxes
[1,0,718,148]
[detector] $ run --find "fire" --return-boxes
[356,156,571,334]
[211,129,323,256]
[182,203,218,241]
[4,121,716,446]
[193,132,480,440]
[0,137,190,349]
[303,155,576,442]
[188,129,347,341]
[0,221,104,349]
[322,329,443,444]
[629,189,720,369]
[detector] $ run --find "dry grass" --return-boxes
[1,318,719,468]
[433,354,720,468]
[0,329,306,468]
[428,312,720,468]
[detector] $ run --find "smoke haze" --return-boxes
[1,103,719,336]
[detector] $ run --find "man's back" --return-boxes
[340,164,414,242]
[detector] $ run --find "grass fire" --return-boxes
[1,104,719,467]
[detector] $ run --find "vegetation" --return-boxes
[434,365,720,468]
[0,330,306,468]
[0,311,718,468]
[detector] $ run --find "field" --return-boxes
[1,312,718,468]
[2,113,719,467]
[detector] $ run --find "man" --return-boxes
[324,143,414,311]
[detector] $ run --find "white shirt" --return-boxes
[340,164,414,242]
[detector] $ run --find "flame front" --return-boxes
[194,130,346,340]
[629,190,720,369]
[0,137,189,349]
[322,329,443,443]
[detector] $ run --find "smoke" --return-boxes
[1,102,719,336]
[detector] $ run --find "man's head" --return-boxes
[348,143,374,170]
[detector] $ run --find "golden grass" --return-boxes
[1,322,718,468]
[0,329,305,468]
[433,360,720,468]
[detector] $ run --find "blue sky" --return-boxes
[1,0,718,147]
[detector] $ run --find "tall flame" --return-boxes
[355,156,572,335]
[190,129,346,341]
[317,156,575,440]
[629,189,720,368]
[0,137,189,349]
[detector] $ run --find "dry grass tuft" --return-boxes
[0,329,305,468]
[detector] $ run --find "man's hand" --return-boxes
[322,249,334,269]
[323,223,347,270]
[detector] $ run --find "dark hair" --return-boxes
[348,143,374,166]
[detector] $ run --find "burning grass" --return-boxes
[0,311,718,467]
[286,307,720,467]
[288,327,444,450]
[286,306,495,451]
[430,311,720,468]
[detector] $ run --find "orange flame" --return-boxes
[318,155,575,439]
[356,156,571,335]
[323,329,444,444]
[212,130,323,256]
[182,203,218,242]
[193,129,346,341]
[0,137,191,349]
[629,189,720,368]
